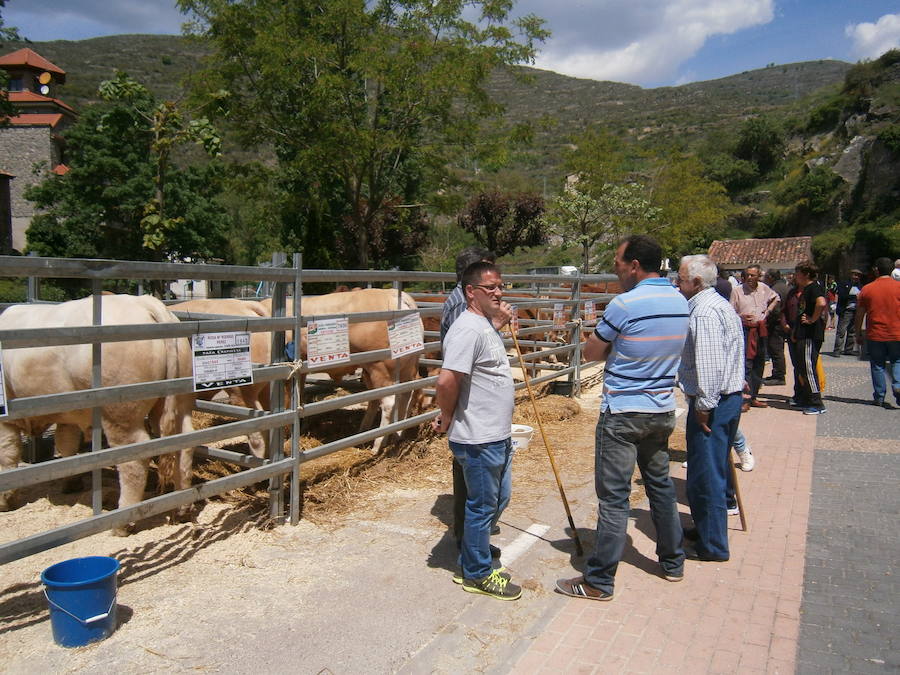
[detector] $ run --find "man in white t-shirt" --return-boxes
[433,261,519,601]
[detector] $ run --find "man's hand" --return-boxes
[431,414,450,434]
[491,301,515,331]
[695,409,711,434]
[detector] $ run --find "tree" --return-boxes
[458,191,545,256]
[97,73,222,252]
[562,126,629,194]
[177,0,548,268]
[542,185,659,273]
[648,155,731,257]
[735,116,785,176]
[25,76,229,263]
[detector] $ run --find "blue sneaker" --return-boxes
[802,407,826,415]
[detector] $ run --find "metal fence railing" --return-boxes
[0,254,618,564]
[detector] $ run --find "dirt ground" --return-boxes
[0,380,685,672]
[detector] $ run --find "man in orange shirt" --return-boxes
[855,257,900,409]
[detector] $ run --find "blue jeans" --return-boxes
[686,392,742,560]
[866,340,900,403]
[449,438,513,580]
[585,411,683,594]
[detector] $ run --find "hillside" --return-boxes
[6,34,852,179]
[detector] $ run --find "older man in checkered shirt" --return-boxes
[676,254,745,562]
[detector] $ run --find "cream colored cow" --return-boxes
[0,295,195,534]
[262,288,422,453]
[170,298,272,459]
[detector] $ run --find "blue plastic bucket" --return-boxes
[41,556,120,648]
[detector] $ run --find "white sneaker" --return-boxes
[727,506,740,516]
[737,448,755,472]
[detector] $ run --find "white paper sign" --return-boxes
[388,312,424,359]
[553,302,566,328]
[307,317,350,366]
[192,331,253,392]
[0,343,6,417]
[583,300,596,323]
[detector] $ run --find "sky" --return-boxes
[3,0,900,88]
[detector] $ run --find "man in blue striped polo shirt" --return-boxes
[557,235,689,601]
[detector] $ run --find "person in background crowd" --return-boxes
[439,246,497,561]
[557,235,687,600]
[715,265,733,300]
[434,261,519,600]
[854,257,900,409]
[825,279,838,330]
[763,269,788,386]
[791,262,828,415]
[832,269,863,357]
[891,259,900,282]
[676,254,744,562]
[730,264,779,411]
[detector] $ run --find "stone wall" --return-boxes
[0,125,55,252]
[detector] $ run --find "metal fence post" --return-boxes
[268,252,288,524]
[290,252,302,526]
[569,274,582,397]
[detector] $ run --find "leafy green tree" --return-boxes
[735,116,785,176]
[703,153,759,194]
[458,191,545,256]
[177,0,548,268]
[97,73,222,251]
[648,155,731,257]
[562,127,629,193]
[542,185,659,273]
[25,77,229,263]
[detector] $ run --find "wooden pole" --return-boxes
[510,330,584,556]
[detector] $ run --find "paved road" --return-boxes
[798,352,899,674]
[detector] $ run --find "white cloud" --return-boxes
[528,0,774,85]
[845,13,900,60]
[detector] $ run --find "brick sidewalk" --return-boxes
[510,381,817,674]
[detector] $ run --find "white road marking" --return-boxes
[500,523,551,566]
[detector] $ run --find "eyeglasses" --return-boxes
[471,283,503,293]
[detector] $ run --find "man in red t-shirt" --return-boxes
[855,257,900,408]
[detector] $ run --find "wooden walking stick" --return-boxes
[729,448,749,532]
[510,329,584,556]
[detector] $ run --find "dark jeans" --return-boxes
[452,456,467,542]
[833,308,856,354]
[686,393,742,560]
[866,340,900,404]
[767,326,787,379]
[790,338,823,408]
[584,411,683,594]
[742,326,766,400]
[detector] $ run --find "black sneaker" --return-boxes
[462,569,522,600]
[763,377,785,385]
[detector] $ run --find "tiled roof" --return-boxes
[0,48,66,76]
[51,164,69,175]
[5,113,65,128]
[708,237,814,267]
[0,170,14,178]
[7,90,76,114]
